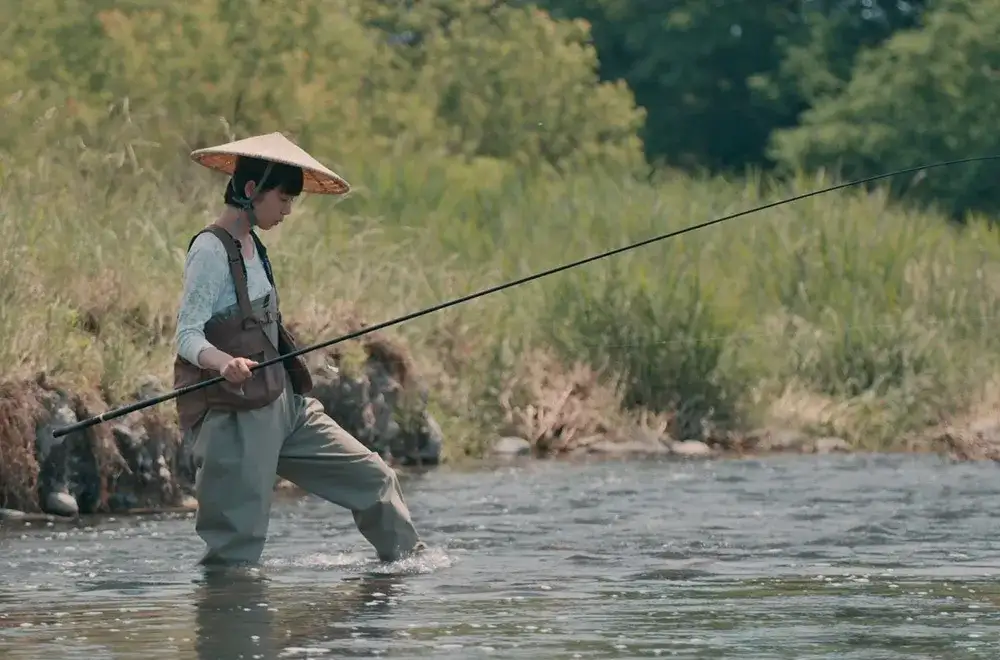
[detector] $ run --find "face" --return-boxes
[245,181,296,230]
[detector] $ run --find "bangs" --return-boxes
[269,162,304,196]
[223,156,306,208]
[233,156,304,195]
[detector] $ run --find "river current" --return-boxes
[2,453,999,658]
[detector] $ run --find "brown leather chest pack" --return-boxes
[173,225,313,430]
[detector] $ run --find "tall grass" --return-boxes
[3,120,1000,457]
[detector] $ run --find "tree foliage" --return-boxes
[769,0,1000,217]
[0,0,644,177]
[537,0,927,172]
[358,0,645,172]
[3,0,999,217]
[537,0,805,171]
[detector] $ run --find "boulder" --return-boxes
[0,329,448,516]
[669,440,715,458]
[491,436,532,457]
[305,337,444,467]
[1,374,192,515]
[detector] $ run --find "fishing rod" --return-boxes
[51,154,1000,439]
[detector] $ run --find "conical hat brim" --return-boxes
[190,132,350,196]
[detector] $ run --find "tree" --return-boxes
[537,0,927,174]
[357,0,646,174]
[768,0,1000,218]
[1,0,645,178]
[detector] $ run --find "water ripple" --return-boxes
[2,454,1000,658]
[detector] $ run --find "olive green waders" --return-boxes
[188,364,422,565]
[175,226,422,565]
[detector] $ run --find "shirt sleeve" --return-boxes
[175,232,230,368]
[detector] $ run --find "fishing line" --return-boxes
[51,154,1000,438]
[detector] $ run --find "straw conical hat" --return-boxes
[190,132,350,195]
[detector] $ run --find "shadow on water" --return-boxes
[192,566,403,659]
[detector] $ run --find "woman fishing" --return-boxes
[173,132,425,566]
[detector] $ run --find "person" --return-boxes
[173,131,425,565]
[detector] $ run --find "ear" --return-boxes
[243,180,257,200]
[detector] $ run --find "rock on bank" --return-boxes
[0,337,443,518]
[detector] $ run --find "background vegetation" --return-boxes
[2,0,1000,459]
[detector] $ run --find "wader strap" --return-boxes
[249,230,282,321]
[187,226,257,327]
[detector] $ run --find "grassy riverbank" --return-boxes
[3,129,1000,464]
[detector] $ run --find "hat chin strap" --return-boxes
[229,162,275,227]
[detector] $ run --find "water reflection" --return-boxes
[193,567,402,659]
[6,455,1000,658]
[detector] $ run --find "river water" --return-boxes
[1,453,999,659]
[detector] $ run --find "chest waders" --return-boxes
[175,225,423,565]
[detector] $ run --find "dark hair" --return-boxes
[223,156,304,208]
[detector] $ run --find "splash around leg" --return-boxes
[278,395,426,562]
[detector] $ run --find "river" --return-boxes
[1,453,999,659]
